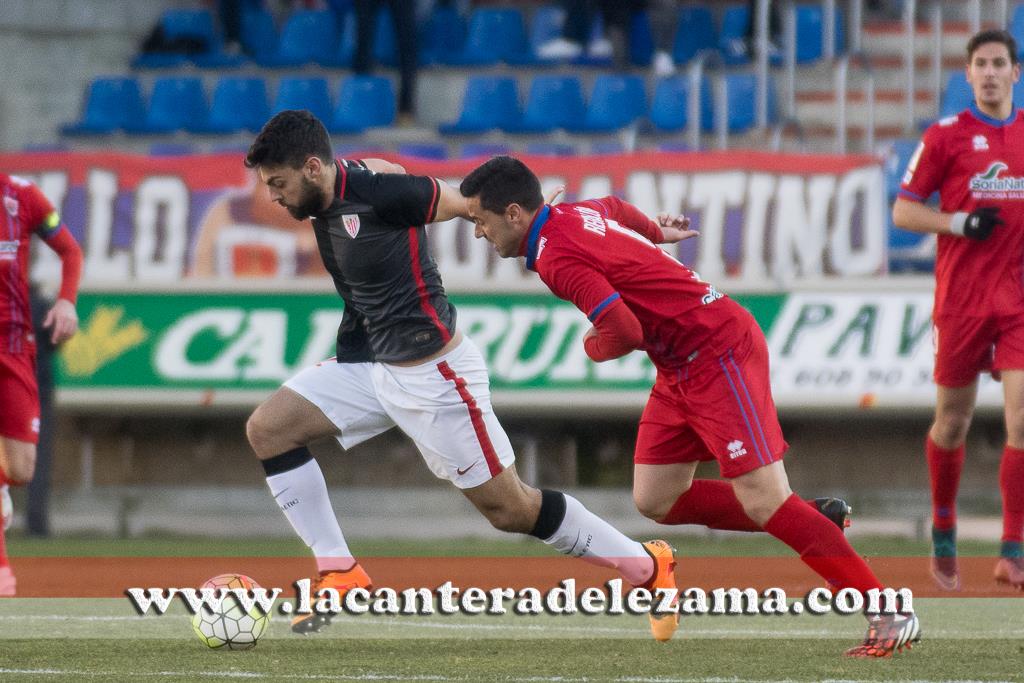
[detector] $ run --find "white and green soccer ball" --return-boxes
[191,573,270,650]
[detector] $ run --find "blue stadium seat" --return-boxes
[722,74,777,131]
[629,10,655,66]
[1011,5,1024,59]
[397,143,449,159]
[330,76,396,133]
[673,6,717,64]
[657,141,692,152]
[590,141,625,154]
[373,6,399,67]
[567,75,647,133]
[258,10,336,67]
[940,72,974,117]
[461,143,514,159]
[126,77,208,134]
[504,75,585,133]
[529,4,566,61]
[241,9,279,63]
[525,142,577,156]
[62,77,145,135]
[272,78,333,122]
[444,8,534,66]
[719,5,751,65]
[440,77,521,134]
[420,4,466,65]
[649,75,713,132]
[794,3,846,63]
[190,77,270,134]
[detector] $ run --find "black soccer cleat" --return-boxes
[814,497,852,532]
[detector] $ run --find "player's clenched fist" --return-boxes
[951,206,1004,241]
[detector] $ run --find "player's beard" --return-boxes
[285,177,328,220]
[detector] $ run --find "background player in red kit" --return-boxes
[0,173,82,596]
[460,156,920,657]
[893,29,1024,591]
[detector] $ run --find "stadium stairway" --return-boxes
[792,18,976,149]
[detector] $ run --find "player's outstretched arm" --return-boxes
[41,227,82,344]
[361,158,406,174]
[893,197,1003,241]
[431,180,472,222]
[655,212,700,243]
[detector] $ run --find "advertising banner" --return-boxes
[59,288,1002,413]
[6,150,887,290]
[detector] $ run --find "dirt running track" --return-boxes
[7,556,1023,598]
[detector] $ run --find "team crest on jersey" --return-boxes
[727,440,747,459]
[972,135,989,151]
[4,196,18,217]
[342,214,361,238]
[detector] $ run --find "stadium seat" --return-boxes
[529,4,567,61]
[189,77,270,134]
[62,77,145,135]
[420,4,466,65]
[649,75,713,132]
[719,5,751,65]
[504,75,586,133]
[257,10,336,67]
[722,73,777,131]
[330,76,396,133]
[525,142,577,156]
[590,141,625,154]
[629,10,655,67]
[460,143,514,159]
[125,77,207,135]
[444,8,534,66]
[272,78,333,122]
[794,3,846,63]
[566,74,647,133]
[133,9,245,69]
[241,9,279,63]
[439,77,521,134]
[1011,5,1024,59]
[397,143,449,159]
[672,6,717,65]
[657,141,692,152]
[372,6,400,67]
[939,72,974,118]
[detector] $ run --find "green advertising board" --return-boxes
[56,290,785,413]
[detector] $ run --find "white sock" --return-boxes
[265,459,354,573]
[540,493,653,585]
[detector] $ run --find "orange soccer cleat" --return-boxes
[994,556,1024,590]
[845,613,921,658]
[641,539,680,642]
[291,563,372,634]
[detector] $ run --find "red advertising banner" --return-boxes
[3,150,886,289]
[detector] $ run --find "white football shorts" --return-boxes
[284,336,515,489]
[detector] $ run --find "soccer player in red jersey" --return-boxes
[460,156,920,657]
[0,173,82,596]
[893,29,1024,591]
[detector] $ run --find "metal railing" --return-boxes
[834,52,876,153]
[686,49,723,150]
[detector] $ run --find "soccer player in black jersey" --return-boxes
[244,110,680,640]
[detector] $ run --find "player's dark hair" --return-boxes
[966,29,1019,65]
[459,156,544,215]
[245,109,334,170]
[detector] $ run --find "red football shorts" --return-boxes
[932,313,1024,387]
[635,325,787,479]
[0,350,40,444]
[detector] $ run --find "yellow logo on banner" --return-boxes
[61,306,149,377]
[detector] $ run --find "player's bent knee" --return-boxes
[479,502,533,533]
[633,493,669,522]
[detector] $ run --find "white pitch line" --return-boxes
[0,671,1007,683]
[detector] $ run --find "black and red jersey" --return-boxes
[311,160,453,363]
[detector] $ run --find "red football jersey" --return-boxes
[900,104,1024,317]
[0,174,61,350]
[522,196,749,371]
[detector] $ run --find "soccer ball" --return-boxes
[191,573,270,650]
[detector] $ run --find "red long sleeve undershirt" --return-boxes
[583,300,644,362]
[43,227,83,303]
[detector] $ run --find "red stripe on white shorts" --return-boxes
[437,360,503,477]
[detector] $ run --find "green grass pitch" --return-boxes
[1,535,1021,682]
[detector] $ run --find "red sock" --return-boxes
[926,436,964,531]
[0,466,8,567]
[661,480,830,532]
[763,494,882,593]
[1000,446,1024,544]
